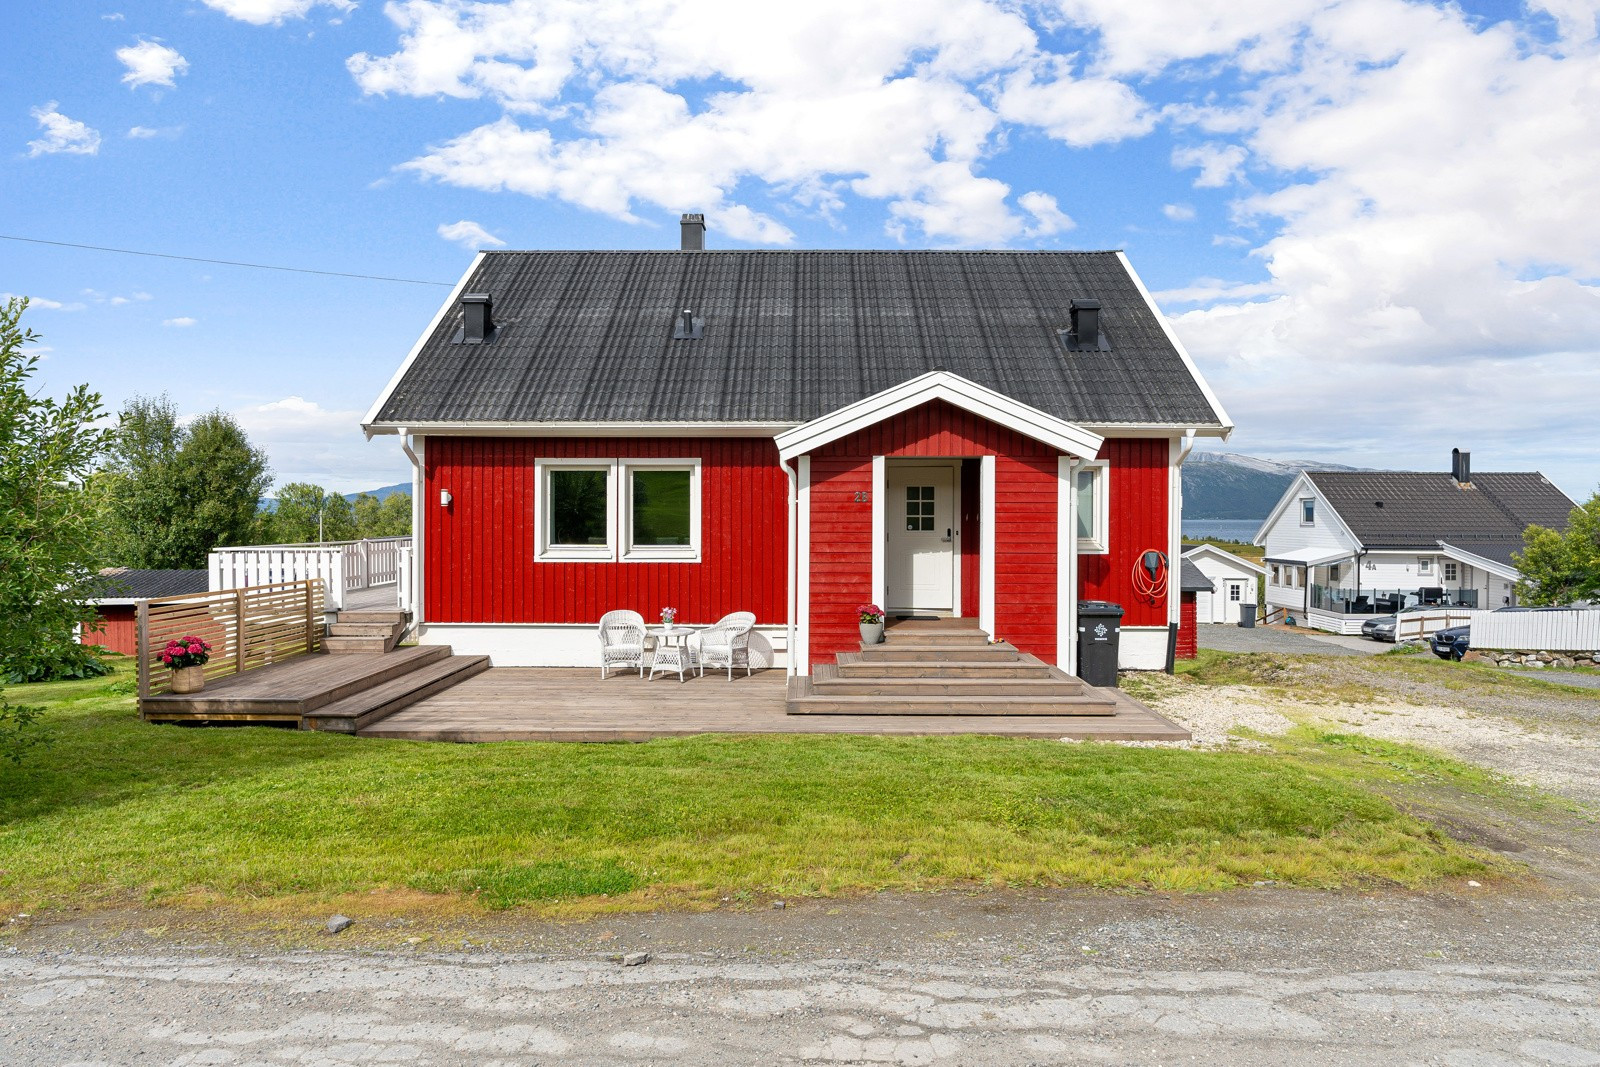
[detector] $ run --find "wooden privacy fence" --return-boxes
[1473,609,1600,651]
[137,580,325,698]
[1394,608,1483,642]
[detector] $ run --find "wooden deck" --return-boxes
[359,667,1191,743]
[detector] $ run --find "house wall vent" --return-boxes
[1060,298,1109,352]
[459,292,494,344]
[680,213,706,251]
[1451,447,1471,485]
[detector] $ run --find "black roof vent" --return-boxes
[673,307,704,340]
[457,292,494,344]
[680,213,706,251]
[1451,447,1472,485]
[1060,298,1108,352]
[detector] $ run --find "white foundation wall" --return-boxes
[418,623,789,669]
[1118,626,1170,670]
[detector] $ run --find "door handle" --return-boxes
[942,528,953,542]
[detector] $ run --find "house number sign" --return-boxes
[854,491,870,502]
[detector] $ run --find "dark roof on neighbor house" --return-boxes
[371,250,1225,428]
[1436,539,1527,569]
[1305,471,1575,550]
[1179,558,1214,593]
[90,568,208,602]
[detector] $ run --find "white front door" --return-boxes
[886,463,957,614]
[1223,580,1246,622]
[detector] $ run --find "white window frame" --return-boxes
[620,458,702,563]
[1075,460,1109,554]
[1418,556,1433,576]
[1270,564,1281,585]
[1300,497,1315,526]
[1443,561,1458,582]
[535,458,617,562]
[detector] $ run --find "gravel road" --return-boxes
[4,890,1599,1066]
[1197,624,1383,656]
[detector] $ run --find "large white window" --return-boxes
[535,457,701,563]
[1074,461,1109,554]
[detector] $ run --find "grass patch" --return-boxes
[1177,648,1600,703]
[0,662,1500,915]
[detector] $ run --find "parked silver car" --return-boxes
[1361,603,1436,642]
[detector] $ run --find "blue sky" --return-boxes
[4,0,1597,499]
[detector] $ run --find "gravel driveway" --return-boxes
[1196,624,1383,656]
[3,891,1598,1066]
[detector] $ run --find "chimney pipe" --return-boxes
[1069,299,1101,350]
[1451,447,1471,485]
[680,213,706,251]
[461,292,493,343]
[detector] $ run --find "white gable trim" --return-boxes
[774,371,1103,462]
[1252,473,1363,550]
[1181,543,1267,576]
[1115,251,1234,437]
[363,252,488,436]
[1437,542,1522,581]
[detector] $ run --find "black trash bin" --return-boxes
[1076,601,1125,688]
[1238,603,1257,629]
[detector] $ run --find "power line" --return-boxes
[0,234,454,287]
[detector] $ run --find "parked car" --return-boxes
[1361,603,1436,642]
[1430,624,1470,660]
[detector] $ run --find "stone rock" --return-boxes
[622,951,650,967]
[771,900,786,910]
[1461,651,1486,663]
[325,915,354,934]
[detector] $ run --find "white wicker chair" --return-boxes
[691,611,757,679]
[597,610,648,679]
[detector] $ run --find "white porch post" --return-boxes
[796,455,812,676]
[1058,456,1079,672]
[870,456,886,613]
[783,458,797,678]
[979,455,996,638]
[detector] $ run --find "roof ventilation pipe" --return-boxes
[1067,298,1103,351]
[461,292,493,343]
[680,213,706,250]
[1451,447,1471,485]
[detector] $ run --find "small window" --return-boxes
[1270,564,1281,585]
[1300,498,1315,525]
[1443,561,1458,582]
[1418,557,1433,575]
[1074,461,1109,554]
[538,462,614,561]
[621,459,701,561]
[905,485,935,532]
[1229,584,1242,602]
[1328,563,1341,583]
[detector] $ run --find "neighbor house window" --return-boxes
[1418,557,1433,575]
[1270,564,1281,585]
[1328,563,1341,583]
[1074,461,1109,554]
[536,457,702,562]
[1300,498,1315,525]
[1443,561,1458,582]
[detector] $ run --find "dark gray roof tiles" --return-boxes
[1306,471,1575,548]
[372,250,1225,428]
[91,568,209,601]
[1179,558,1215,593]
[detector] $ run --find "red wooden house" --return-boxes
[364,216,1231,676]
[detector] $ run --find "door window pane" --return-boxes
[905,486,934,531]
[549,469,609,546]
[631,469,692,546]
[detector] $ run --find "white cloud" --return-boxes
[1162,203,1196,221]
[1019,191,1075,237]
[200,0,354,25]
[1,292,87,312]
[162,317,197,327]
[1171,143,1247,187]
[102,13,125,21]
[26,102,101,157]
[1527,0,1600,42]
[234,396,407,493]
[436,219,506,249]
[117,39,189,89]
[127,125,183,139]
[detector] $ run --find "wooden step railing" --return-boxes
[137,579,325,699]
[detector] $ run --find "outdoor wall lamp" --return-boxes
[440,489,453,507]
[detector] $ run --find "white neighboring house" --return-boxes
[1254,449,1576,634]
[1182,543,1266,624]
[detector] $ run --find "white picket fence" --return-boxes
[209,537,412,612]
[1473,609,1600,652]
[1394,609,1485,643]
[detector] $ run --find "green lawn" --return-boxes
[0,662,1499,916]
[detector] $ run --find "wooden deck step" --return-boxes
[857,641,1022,662]
[882,629,992,647]
[324,633,400,655]
[810,663,1090,697]
[141,644,451,719]
[308,655,491,734]
[336,610,409,625]
[785,678,1118,716]
[329,621,402,637]
[835,652,1056,679]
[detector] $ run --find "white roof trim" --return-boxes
[363,252,488,436]
[1181,542,1267,575]
[1437,541,1522,581]
[1252,472,1364,549]
[773,371,1104,462]
[1115,251,1234,438]
[372,420,796,439]
[1263,548,1353,567]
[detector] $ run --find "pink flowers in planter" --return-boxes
[660,607,678,625]
[857,603,884,624]
[160,635,212,670]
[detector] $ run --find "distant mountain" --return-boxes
[344,482,410,503]
[1183,452,1367,520]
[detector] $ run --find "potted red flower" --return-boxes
[857,603,885,645]
[161,635,213,694]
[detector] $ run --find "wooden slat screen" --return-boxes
[138,580,324,698]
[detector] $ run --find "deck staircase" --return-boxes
[324,609,411,654]
[785,619,1119,716]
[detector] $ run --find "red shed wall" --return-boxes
[82,605,137,656]
[807,400,1060,667]
[422,437,787,625]
[1079,437,1171,629]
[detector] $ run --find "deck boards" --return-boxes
[140,646,444,720]
[359,667,1191,743]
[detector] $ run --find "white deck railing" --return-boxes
[209,537,412,612]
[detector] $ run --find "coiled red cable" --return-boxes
[1131,550,1169,602]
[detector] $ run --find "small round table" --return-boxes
[648,625,694,682]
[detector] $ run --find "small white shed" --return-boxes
[1183,543,1267,624]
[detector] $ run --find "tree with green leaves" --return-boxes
[1515,491,1600,605]
[266,482,357,543]
[0,298,114,760]
[351,491,412,538]
[97,396,272,568]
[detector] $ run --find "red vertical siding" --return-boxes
[82,605,137,656]
[959,458,979,613]
[1177,593,1197,659]
[1079,437,1171,629]
[808,400,1060,667]
[424,437,787,625]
